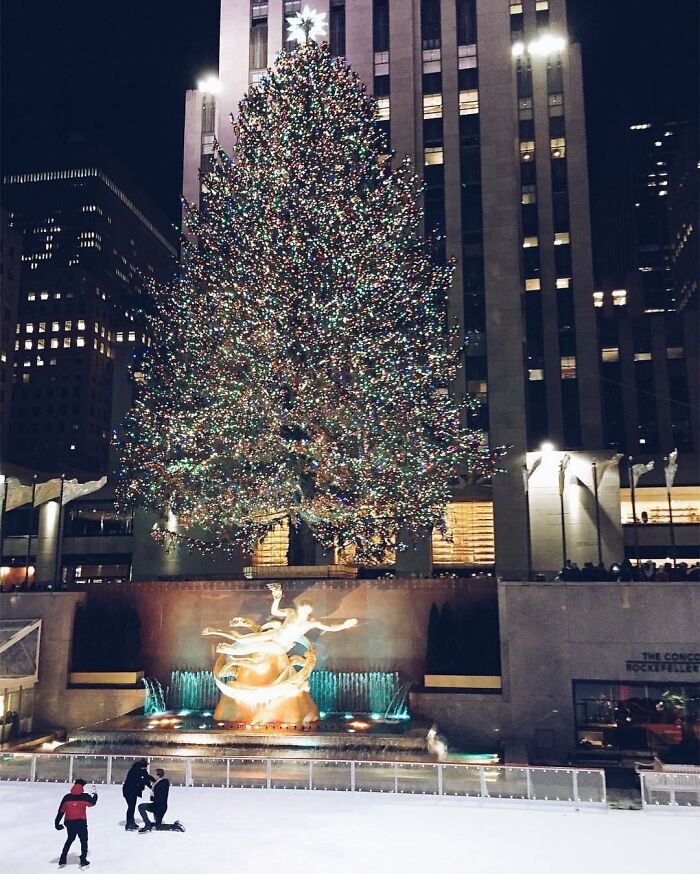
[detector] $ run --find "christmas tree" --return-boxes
[117,40,490,563]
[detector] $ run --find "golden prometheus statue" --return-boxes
[203,583,357,726]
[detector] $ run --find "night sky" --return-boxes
[1,0,697,228]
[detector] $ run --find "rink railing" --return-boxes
[639,770,700,810]
[0,752,606,806]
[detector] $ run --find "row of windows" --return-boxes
[522,232,570,248]
[527,356,577,381]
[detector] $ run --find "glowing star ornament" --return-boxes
[286,5,328,44]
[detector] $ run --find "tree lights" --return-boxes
[117,41,490,562]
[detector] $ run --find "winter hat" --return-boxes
[74,779,87,786]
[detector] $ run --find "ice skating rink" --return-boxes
[1,782,697,873]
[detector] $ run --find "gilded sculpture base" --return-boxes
[212,653,319,725]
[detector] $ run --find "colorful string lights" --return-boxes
[117,42,493,563]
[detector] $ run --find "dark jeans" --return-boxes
[124,793,138,827]
[61,820,88,863]
[138,802,165,827]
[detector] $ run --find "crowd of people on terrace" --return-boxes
[558,558,700,582]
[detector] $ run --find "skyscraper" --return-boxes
[182,0,603,577]
[2,142,177,477]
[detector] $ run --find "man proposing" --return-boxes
[138,768,185,833]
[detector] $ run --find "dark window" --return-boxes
[423,71,442,94]
[516,59,532,99]
[547,60,563,94]
[458,67,478,90]
[562,379,582,447]
[250,17,268,69]
[456,0,476,44]
[374,75,390,97]
[329,0,346,56]
[421,0,441,49]
[423,117,443,147]
[551,158,567,192]
[519,119,535,140]
[373,0,389,52]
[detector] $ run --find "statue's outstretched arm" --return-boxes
[267,582,291,619]
[313,618,358,633]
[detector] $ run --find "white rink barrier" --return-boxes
[639,770,700,809]
[0,753,606,806]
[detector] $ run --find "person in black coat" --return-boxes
[122,759,154,831]
[138,769,185,832]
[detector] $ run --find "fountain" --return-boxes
[142,677,166,716]
[65,586,442,758]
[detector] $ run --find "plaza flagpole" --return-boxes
[522,463,533,581]
[592,460,603,568]
[24,475,37,588]
[627,457,640,566]
[53,474,66,588]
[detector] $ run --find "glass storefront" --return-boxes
[574,680,700,760]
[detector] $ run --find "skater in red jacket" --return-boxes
[55,778,98,869]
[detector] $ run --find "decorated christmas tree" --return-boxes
[117,39,491,563]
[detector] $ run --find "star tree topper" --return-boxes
[286,5,328,44]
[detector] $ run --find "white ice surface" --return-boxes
[1,782,697,874]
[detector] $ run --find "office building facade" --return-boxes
[2,145,177,477]
[181,0,603,577]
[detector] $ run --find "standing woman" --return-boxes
[122,759,153,831]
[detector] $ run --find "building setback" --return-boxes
[2,144,177,477]
[182,0,603,577]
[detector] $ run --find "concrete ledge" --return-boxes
[424,675,502,690]
[69,671,144,686]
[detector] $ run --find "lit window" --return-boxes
[64,320,72,331]
[24,339,33,350]
[510,2,523,13]
[520,140,535,161]
[525,278,541,291]
[560,356,577,378]
[76,336,85,347]
[612,289,627,306]
[54,292,61,299]
[77,319,86,331]
[49,358,57,366]
[376,97,390,121]
[458,90,479,115]
[556,277,570,289]
[666,347,684,359]
[36,356,44,367]
[550,136,566,158]
[23,360,30,368]
[601,348,619,363]
[523,236,539,248]
[128,331,136,342]
[554,232,570,245]
[50,338,59,349]
[38,322,46,333]
[70,444,76,451]
[27,292,36,301]
[40,292,49,300]
[94,322,99,333]
[22,373,30,383]
[15,324,20,334]
[528,369,544,381]
[521,185,536,204]
[25,323,34,333]
[116,331,124,342]
[52,321,60,332]
[634,352,652,362]
[593,291,604,307]
[424,146,444,165]
[100,342,105,354]
[423,94,443,118]
[14,340,19,351]
[629,123,651,130]
[64,337,72,348]
[535,0,549,9]
[37,339,45,350]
